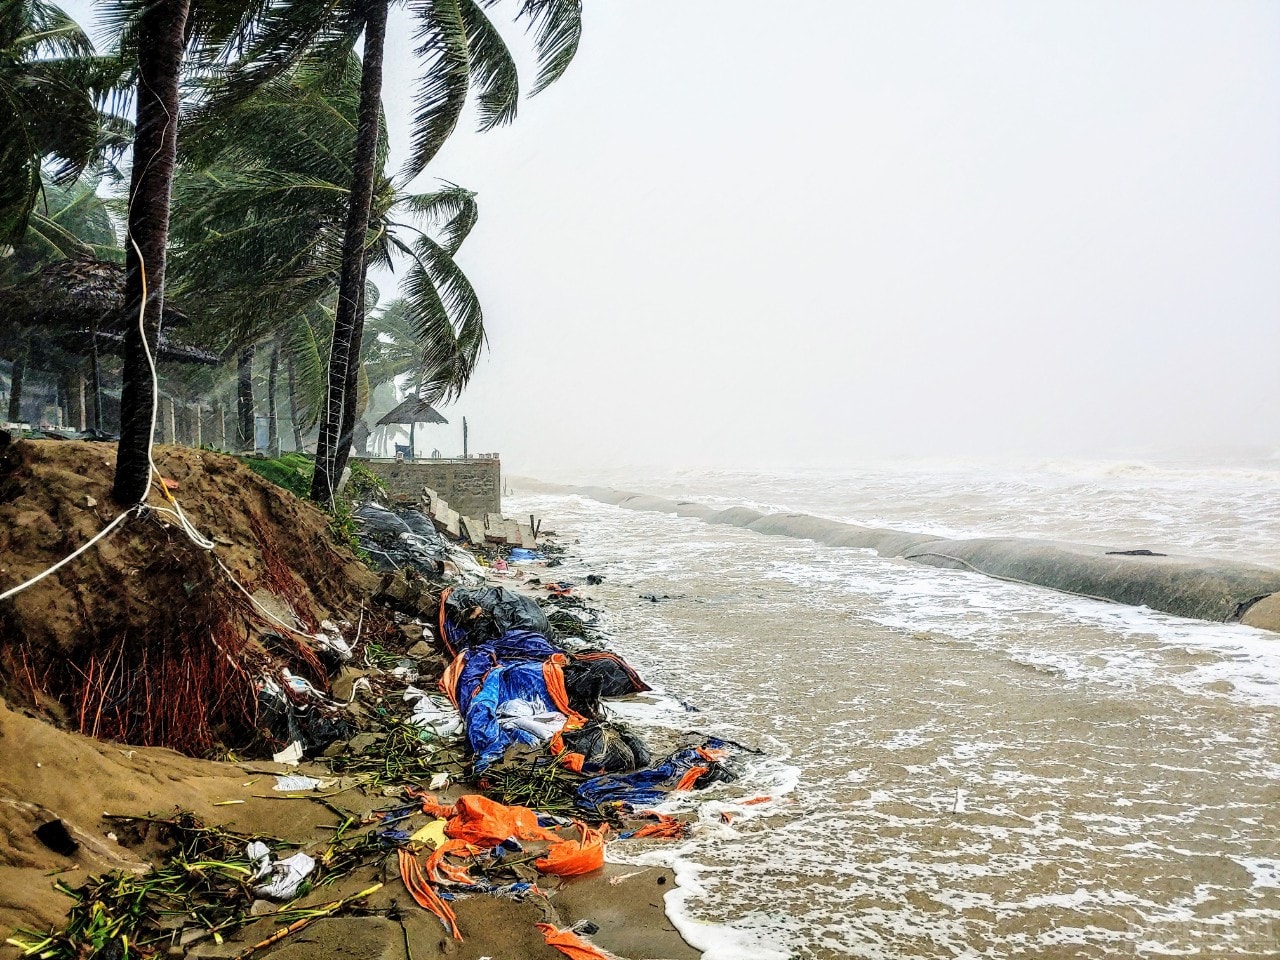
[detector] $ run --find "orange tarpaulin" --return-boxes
[630,813,687,840]
[406,794,606,878]
[398,848,460,939]
[533,822,606,876]
[536,922,615,960]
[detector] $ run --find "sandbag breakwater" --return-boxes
[515,479,1280,633]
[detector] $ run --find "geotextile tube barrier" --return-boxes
[516,479,1280,633]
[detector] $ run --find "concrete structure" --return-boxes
[359,456,500,518]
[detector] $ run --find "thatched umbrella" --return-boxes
[375,395,448,459]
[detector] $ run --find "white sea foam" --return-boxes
[512,464,1280,959]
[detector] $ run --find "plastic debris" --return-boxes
[246,841,316,900]
[403,686,463,737]
[536,921,616,960]
[273,774,325,792]
[272,741,304,765]
[410,819,449,849]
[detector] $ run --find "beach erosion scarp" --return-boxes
[0,438,700,960]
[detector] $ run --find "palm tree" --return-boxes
[170,56,488,462]
[108,0,582,504]
[212,0,583,503]
[0,0,126,243]
[109,0,190,503]
[104,0,334,501]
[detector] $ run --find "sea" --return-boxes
[505,457,1280,959]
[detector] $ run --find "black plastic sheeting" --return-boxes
[562,720,651,774]
[563,650,651,718]
[353,502,448,575]
[258,687,353,755]
[443,586,552,650]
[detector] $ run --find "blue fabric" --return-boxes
[452,631,561,717]
[465,660,560,771]
[575,742,728,813]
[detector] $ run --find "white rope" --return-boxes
[2,234,336,653]
[0,508,137,601]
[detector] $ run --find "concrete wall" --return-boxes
[359,457,500,517]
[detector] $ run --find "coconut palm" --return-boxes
[205,0,582,502]
[107,0,581,503]
[167,55,486,460]
[0,0,127,243]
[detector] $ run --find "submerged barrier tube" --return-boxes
[520,479,1280,633]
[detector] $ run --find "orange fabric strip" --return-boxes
[536,922,614,960]
[674,766,710,791]
[438,586,455,657]
[398,848,461,940]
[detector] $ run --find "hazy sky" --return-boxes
[75,1,1280,472]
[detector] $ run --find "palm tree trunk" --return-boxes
[286,351,304,452]
[6,335,25,423]
[332,265,369,481]
[236,344,255,452]
[310,0,388,505]
[164,395,177,445]
[90,330,103,431]
[267,342,280,456]
[112,0,190,504]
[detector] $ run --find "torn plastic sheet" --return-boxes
[246,840,315,900]
[272,741,304,765]
[273,774,326,791]
[497,699,566,741]
[404,686,463,737]
[314,621,353,664]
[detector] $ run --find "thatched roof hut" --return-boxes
[0,257,216,365]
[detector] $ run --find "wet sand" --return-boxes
[0,694,698,960]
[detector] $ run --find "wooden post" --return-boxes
[165,396,177,445]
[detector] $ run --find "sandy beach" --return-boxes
[0,440,702,960]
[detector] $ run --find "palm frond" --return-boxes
[394,181,477,254]
[400,232,486,403]
[405,0,469,180]
[459,0,517,130]
[510,0,581,95]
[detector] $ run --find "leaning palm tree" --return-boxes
[0,0,127,243]
[103,0,344,502]
[169,55,486,454]
[206,0,583,503]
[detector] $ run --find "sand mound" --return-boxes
[0,437,381,755]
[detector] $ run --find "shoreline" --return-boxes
[0,441,707,960]
[510,476,1280,632]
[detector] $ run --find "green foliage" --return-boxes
[0,0,130,243]
[4,813,379,959]
[0,175,120,286]
[239,451,313,498]
[326,497,363,556]
[345,458,385,500]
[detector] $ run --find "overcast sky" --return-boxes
[74,1,1280,472]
